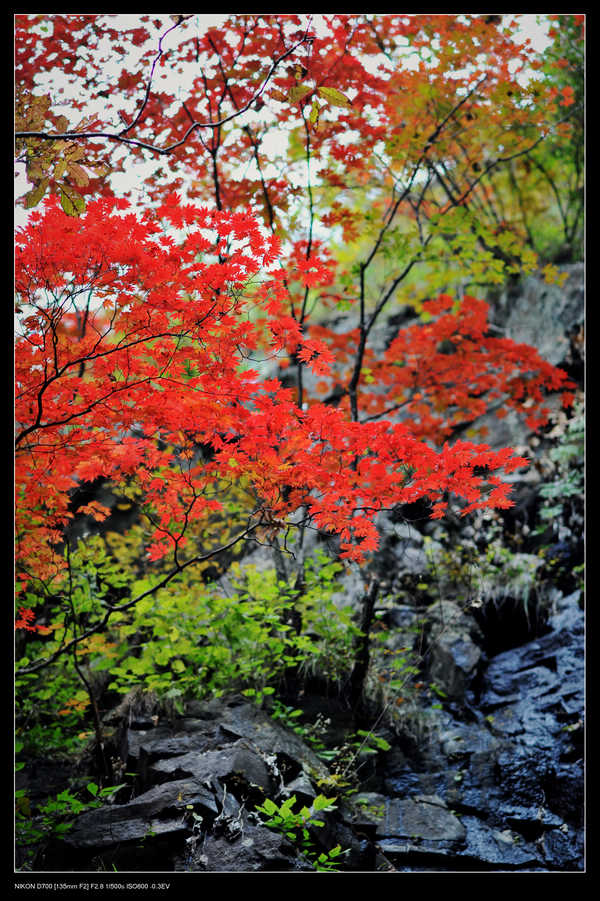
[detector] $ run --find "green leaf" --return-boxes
[99,783,126,797]
[279,796,297,816]
[312,794,337,812]
[259,798,278,816]
[86,782,99,797]
[288,84,312,104]
[59,186,86,217]
[24,178,49,209]
[317,86,352,108]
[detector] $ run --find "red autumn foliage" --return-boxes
[15,195,573,599]
[14,15,581,634]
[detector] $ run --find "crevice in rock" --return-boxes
[471,592,551,656]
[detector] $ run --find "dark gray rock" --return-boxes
[457,816,543,869]
[175,809,314,872]
[536,826,584,870]
[63,778,220,849]
[377,795,466,843]
[378,589,583,871]
[148,743,274,795]
[54,696,366,872]
[424,601,485,701]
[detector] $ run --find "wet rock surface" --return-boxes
[375,589,584,871]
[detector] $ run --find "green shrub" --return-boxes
[536,398,584,540]
[105,548,361,707]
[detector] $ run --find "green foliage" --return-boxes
[15,655,93,756]
[353,729,391,754]
[371,634,422,696]
[107,564,298,706]
[269,700,333,758]
[295,549,364,681]
[423,521,540,606]
[536,399,584,538]
[16,526,361,757]
[15,534,133,755]
[103,547,360,707]
[15,781,125,870]
[254,793,347,871]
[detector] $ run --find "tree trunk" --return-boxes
[348,579,380,711]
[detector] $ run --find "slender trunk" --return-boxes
[71,645,114,785]
[348,578,380,710]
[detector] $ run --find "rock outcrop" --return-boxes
[47,587,583,872]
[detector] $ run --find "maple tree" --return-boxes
[15,14,581,684]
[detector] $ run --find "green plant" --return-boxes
[102,548,360,707]
[535,399,584,540]
[355,797,385,819]
[15,782,125,870]
[429,681,448,701]
[15,654,97,757]
[312,726,392,798]
[254,793,347,871]
[352,729,391,756]
[269,700,336,761]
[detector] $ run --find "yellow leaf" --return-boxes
[309,99,320,126]
[288,84,312,104]
[65,144,86,162]
[317,86,352,108]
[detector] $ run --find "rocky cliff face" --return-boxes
[491,264,584,371]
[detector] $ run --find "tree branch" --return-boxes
[15,30,314,158]
[15,518,262,677]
